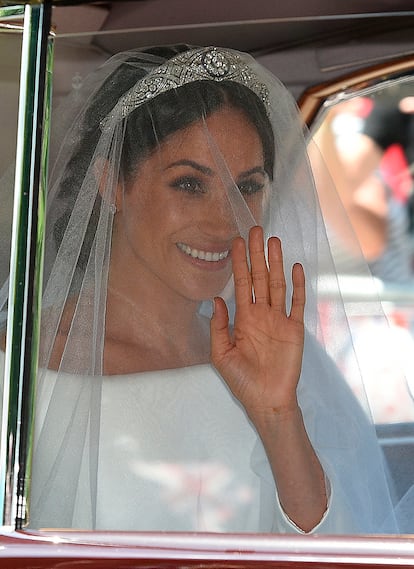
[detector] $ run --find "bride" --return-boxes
[0,45,404,533]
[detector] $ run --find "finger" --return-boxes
[232,236,252,306]
[290,263,306,323]
[210,297,233,361]
[248,226,270,305]
[268,236,287,314]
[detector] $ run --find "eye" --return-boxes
[238,179,265,196]
[170,176,206,195]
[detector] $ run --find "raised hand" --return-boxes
[211,226,326,533]
[210,225,305,421]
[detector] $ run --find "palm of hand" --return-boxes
[211,226,305,418]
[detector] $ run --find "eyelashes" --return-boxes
[237,180,266,196]
[169,175,266,196]
[170,176,206,195]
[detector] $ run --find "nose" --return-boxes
[203,184,255,240]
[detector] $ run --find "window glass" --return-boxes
[311,78,414,510]
[2,14,414,537]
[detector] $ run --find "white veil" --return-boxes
[0,45,412,533]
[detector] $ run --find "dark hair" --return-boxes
[66,46,274,192]
[121,79,274,184]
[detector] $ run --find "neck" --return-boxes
[107,280,202,334]
[105,247,210,364]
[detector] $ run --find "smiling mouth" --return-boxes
[177,242,230,262]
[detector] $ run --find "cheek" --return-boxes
[123,183,160,224]
[121,193,157,246]
[244,193,268,224]
[127,193,191,238]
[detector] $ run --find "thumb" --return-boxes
[210,297,232,362]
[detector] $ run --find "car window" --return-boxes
[309,77,414,510]
[311,78,414,424]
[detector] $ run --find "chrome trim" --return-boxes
[299,55,414,126]
[2,530,412,563]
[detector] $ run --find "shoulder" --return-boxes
[39,296,78,371]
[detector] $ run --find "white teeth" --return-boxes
[177,242,229,262]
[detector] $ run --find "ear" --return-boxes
[93,156,123,213]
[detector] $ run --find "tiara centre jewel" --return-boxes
[202,49,231,77]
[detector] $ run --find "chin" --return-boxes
[184,280,231,303]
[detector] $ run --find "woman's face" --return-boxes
[113,105,270,302]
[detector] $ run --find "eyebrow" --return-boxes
[165,160,267,179]
[238,167,267,178]
[165,159,214,176]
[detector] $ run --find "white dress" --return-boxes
[0,334,398,533]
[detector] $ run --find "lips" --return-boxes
[176,242,230,262]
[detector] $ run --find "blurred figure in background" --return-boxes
[312,92,414,426]
[314,94,414,284]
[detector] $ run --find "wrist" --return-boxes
[246,400,302,432]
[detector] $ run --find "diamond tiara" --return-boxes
[100,47,270,130]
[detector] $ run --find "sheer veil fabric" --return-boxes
[0,45,411,532]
